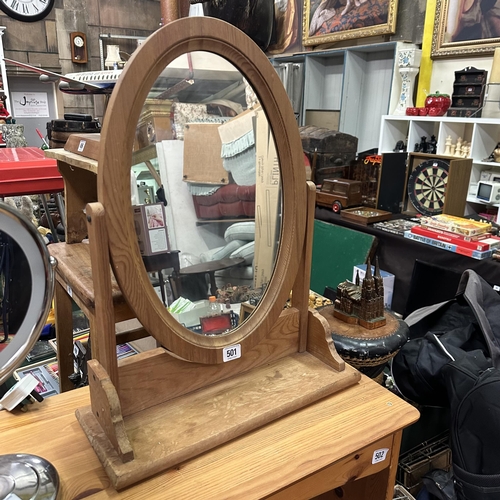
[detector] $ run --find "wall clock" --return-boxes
[70,31,88,64]
[0,0,55,22]
[407,157,449,216]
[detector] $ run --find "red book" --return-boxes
[411,225,500,252]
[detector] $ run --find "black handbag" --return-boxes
[392,270,500,407]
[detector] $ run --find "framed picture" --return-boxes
[238,302,256,325]
[432,0,500,58]
[303,0,399,47]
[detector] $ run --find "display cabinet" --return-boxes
[271,42,414,153]
[378,115,500,222]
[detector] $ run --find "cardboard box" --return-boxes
[253,106,280,289]
[353,264,395,310]
[133,203,170,256]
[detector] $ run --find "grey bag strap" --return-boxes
[458,270,500,369]
[404,299,452,327]
[403,269,500,369]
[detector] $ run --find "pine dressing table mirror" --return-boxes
[77,16,361,489]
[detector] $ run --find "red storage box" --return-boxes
[0,147,63,196]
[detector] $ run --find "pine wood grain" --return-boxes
[45,148,98,173]
[49,242,126,311]
[0,375,418,499]
[292,181,317,352]
[117,307,301,416]
[86,203,119,389]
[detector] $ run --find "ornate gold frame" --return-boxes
[432,0,500,58]
[302,0,399,47]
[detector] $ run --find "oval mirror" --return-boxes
[98,17,306,363]
[0,202,55,385]
[130,51,279,332]
[0,202,60,500]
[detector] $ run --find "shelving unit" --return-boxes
[378,115,500,222]
[0,27,10,113]
[271,41,413,153]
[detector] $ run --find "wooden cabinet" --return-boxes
[378,115,500,222]
[271,42,409,153]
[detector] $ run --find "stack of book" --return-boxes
[404,214,500,260]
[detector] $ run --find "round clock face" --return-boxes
[0,0,55,22]
[407,158,449,216]
[74,36,84,48]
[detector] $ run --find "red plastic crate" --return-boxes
[0,147,63,196]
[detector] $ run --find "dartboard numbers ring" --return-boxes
[407,158,449,216]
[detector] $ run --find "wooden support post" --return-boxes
[53,279,76,392]
[292,181,317,352]
[86,202,119,390]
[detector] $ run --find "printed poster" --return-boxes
[11,91,50,117]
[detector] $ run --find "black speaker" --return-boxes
[376,152,408,213]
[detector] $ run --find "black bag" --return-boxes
[444,363,500,500]
[392,270,500,407]
[391,270,500,500]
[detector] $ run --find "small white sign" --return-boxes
[11,92,50,118]
[223,344,241,362]
[372,448,389,464]
[77,140,86,152]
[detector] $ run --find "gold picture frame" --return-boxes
[303,0,399,47]
[432,0,500,58]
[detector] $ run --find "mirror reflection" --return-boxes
[130,52,282,335]
[0,230,31,340]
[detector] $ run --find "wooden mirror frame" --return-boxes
[98,17,306,363]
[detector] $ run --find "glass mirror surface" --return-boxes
[0,202,54,386]
[130,51,282,335]
[0,230,31,340]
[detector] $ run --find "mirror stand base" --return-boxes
[76,352,360,490]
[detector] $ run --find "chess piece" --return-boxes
[494,148,500,163]
[444,135,452,155]
[450,143,456,156]
[483,142,500,161]
[419,136,428,153]
[429,135,438,155]
[456,137,462,154]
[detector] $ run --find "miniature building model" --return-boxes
[333,258,386,329]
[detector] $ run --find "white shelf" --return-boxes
[379,114,500,223]
[467,195,500,207]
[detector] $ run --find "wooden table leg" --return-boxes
[53,280,75,392]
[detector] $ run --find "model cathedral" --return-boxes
[333,258,386,330]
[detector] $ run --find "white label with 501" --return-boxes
[223,344,241,362]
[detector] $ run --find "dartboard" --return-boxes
[407,159,449,216]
